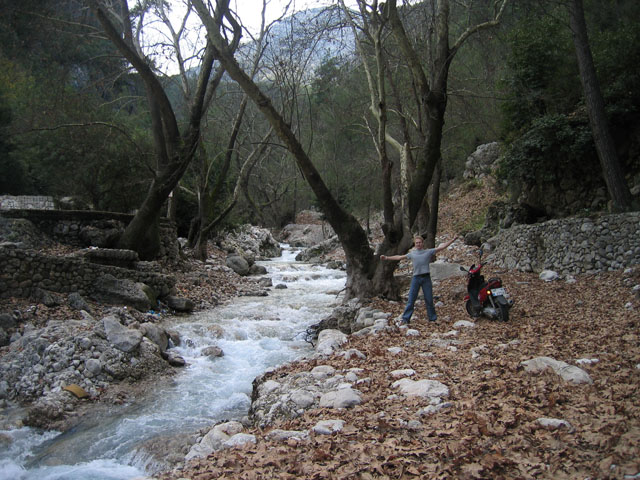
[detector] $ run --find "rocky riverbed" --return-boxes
[2,183,640,479]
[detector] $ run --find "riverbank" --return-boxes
[154,182,639,479]
[2,179,639,478]
[158,263,639,479]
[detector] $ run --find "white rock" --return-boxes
[222,433,256,449]
[539,270,559,282]
[406,329,420,337]
[318,388,362,408]
[84,358,102,376]
[471,345,488,359]
[417,402,453,416]
[311,365,336,379]
[390,369,415,379]
[290,389,315,408]
[345,371,358,382]
[339,349,366,360]
[387,347,403,355]
[537,417,573,432]
[521,356,593,384]
[453,320,475,329]
[575,358,599,366]
[313,419,345,435]
[407,420,423,430]
[265,429,309,442]
[259,380,281,395]
[315,329,348,355]
[185,421,244,460]
[391,378,449,399]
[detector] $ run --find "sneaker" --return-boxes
[428,318,437,323]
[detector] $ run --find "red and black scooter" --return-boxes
[460,250,513,321]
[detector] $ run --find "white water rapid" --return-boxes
[0,245,346,479]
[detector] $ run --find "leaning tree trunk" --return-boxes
[90,0,237,260]
[194,0,377,299]
[568,0,633,211]
[425,158,443,248]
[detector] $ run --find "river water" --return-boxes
[0,246,346,480]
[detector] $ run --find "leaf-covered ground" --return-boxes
[2,180,637,479]
[159,182,640,480]
[161,265,639,480]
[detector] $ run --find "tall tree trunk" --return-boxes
[194,0,376,299]
[426,158,443,248]
[568,0,633,211]
[89,0,238,259]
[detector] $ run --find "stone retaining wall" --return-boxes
[0,195,55,210]
[0,245,176,300]
[489,212,640,275]
[1,209,179,263]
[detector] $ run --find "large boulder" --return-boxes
[92,274,154,311]
[165,295,195,313]
[0,217,51,249]
[295,236,341,262]
[102,316,143,353]
[217,225,282,259]
[463,142,501,179]
[225,255,250,276]
[140,322,169,352]
[280,224,334,248]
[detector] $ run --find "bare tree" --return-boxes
[339,0,510,296]
[191,0,508,300]
[85,0,239,259]
[567,0,633,211]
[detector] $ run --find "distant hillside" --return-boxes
[242,5,355,81]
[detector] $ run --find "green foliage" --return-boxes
[499,14,579,137]
[591,22,640,117]
[460,178,484,194]
[0,84,27,194]
[307,56,379,217]
[0,1,153,211]
[457,208,488,234]
[498,2,640,202]
[498,114,595,185]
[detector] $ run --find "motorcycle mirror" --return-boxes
[459,266,466,272]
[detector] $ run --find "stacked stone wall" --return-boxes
[1,209,179,263]
[490,212,640,275]
[0,195,55,210]
[0,245,175,300]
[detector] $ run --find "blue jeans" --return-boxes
[402,273,437,322]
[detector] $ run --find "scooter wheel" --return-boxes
[465,300,480,318]
[497,303,509,322]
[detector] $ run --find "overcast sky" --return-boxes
[140,0,352,73]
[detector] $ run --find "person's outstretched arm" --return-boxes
[380,254,407,261]
[433,236,460,253]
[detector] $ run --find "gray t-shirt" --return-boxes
[406,248,436,276]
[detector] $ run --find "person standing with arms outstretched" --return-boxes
[380,235,458,325]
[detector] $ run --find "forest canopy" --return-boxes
[0,0,638,235]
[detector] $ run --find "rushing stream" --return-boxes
[0,246,346,479]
